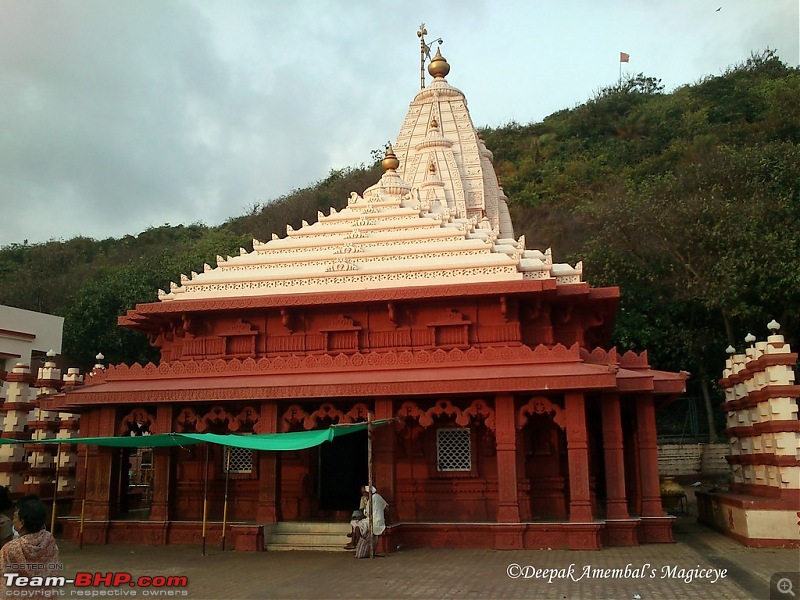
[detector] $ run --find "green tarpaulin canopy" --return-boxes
[1,420,388,451]
[7,419,391,555]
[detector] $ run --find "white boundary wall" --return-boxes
[658,443,729,477]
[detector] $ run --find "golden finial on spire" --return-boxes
[428,47,450,79]
[381,143,400,172]
[417,24,443,89]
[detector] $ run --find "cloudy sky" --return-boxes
[1,0,797,246]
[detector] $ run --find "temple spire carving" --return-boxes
[156,33,584,303]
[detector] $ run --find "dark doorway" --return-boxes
[318,429,368,511]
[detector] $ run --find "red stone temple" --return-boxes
[46,46,687,551]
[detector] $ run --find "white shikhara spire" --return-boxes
[158,49,582,302]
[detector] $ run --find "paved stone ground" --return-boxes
[45,515,798,600]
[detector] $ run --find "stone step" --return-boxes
[264,522,352,552]
[271,521,351,534]
[266,542,351,552]
[269,532,349,544]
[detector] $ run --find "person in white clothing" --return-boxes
[350,485,387,557]
[343,486,368,550]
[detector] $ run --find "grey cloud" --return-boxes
[1,0,794,246]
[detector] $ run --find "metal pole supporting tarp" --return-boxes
[221,446,231,551]
[78,448,89,550]
[201,443,210,556]
[367,412,374,559]
[50,443,61,534]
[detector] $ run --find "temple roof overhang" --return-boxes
[119,280,620,332]
[649,368,690,395]
[45,362,616,409]
[46,347,684,411]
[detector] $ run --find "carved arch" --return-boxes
[118,407,156,437]
[175,408,200,433]
[425,399,464,424]
[303,402,346,430]
[232,405,260,432]
[457,398,496,431]
[395,400,432,429]
[395,399,494,431]
[344,402,371,423]
[198,405,235,433]
[517,396,565,430]
[282,404,309,432]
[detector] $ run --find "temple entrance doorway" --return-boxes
[115,447,154,519]
[523,415,568,519]
[318,429,368,512]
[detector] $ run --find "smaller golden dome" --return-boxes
[381,143,400,172]
[427,47,450,79]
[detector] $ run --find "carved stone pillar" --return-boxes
[494,394,520,523]
[256,401,279,522]
[149,405,173,522]
[86,446,114,521]
[601,393,638,546]
[564,392,601,549]
[565,392,592,522]
[601,393,628,519]
[494,394,523,549]
[84,407,116,522]
[373,397,395,504]
[635,396,663,517]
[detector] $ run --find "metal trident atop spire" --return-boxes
[417,23,443,90]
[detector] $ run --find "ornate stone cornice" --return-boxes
[48,372,615,408]
[122,280,563,326]
[84,344,584,385]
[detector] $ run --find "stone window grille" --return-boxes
[223,446,253,475]
[436,428,471,471]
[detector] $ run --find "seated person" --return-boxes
[348,485,387,558]
[344,486,367,549]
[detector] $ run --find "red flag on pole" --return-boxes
[620,52,630,63]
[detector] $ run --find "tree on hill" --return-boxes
[484,50,799,439]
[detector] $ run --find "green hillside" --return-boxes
[2,50,797,440]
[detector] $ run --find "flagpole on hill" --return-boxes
[619,52,630,85]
